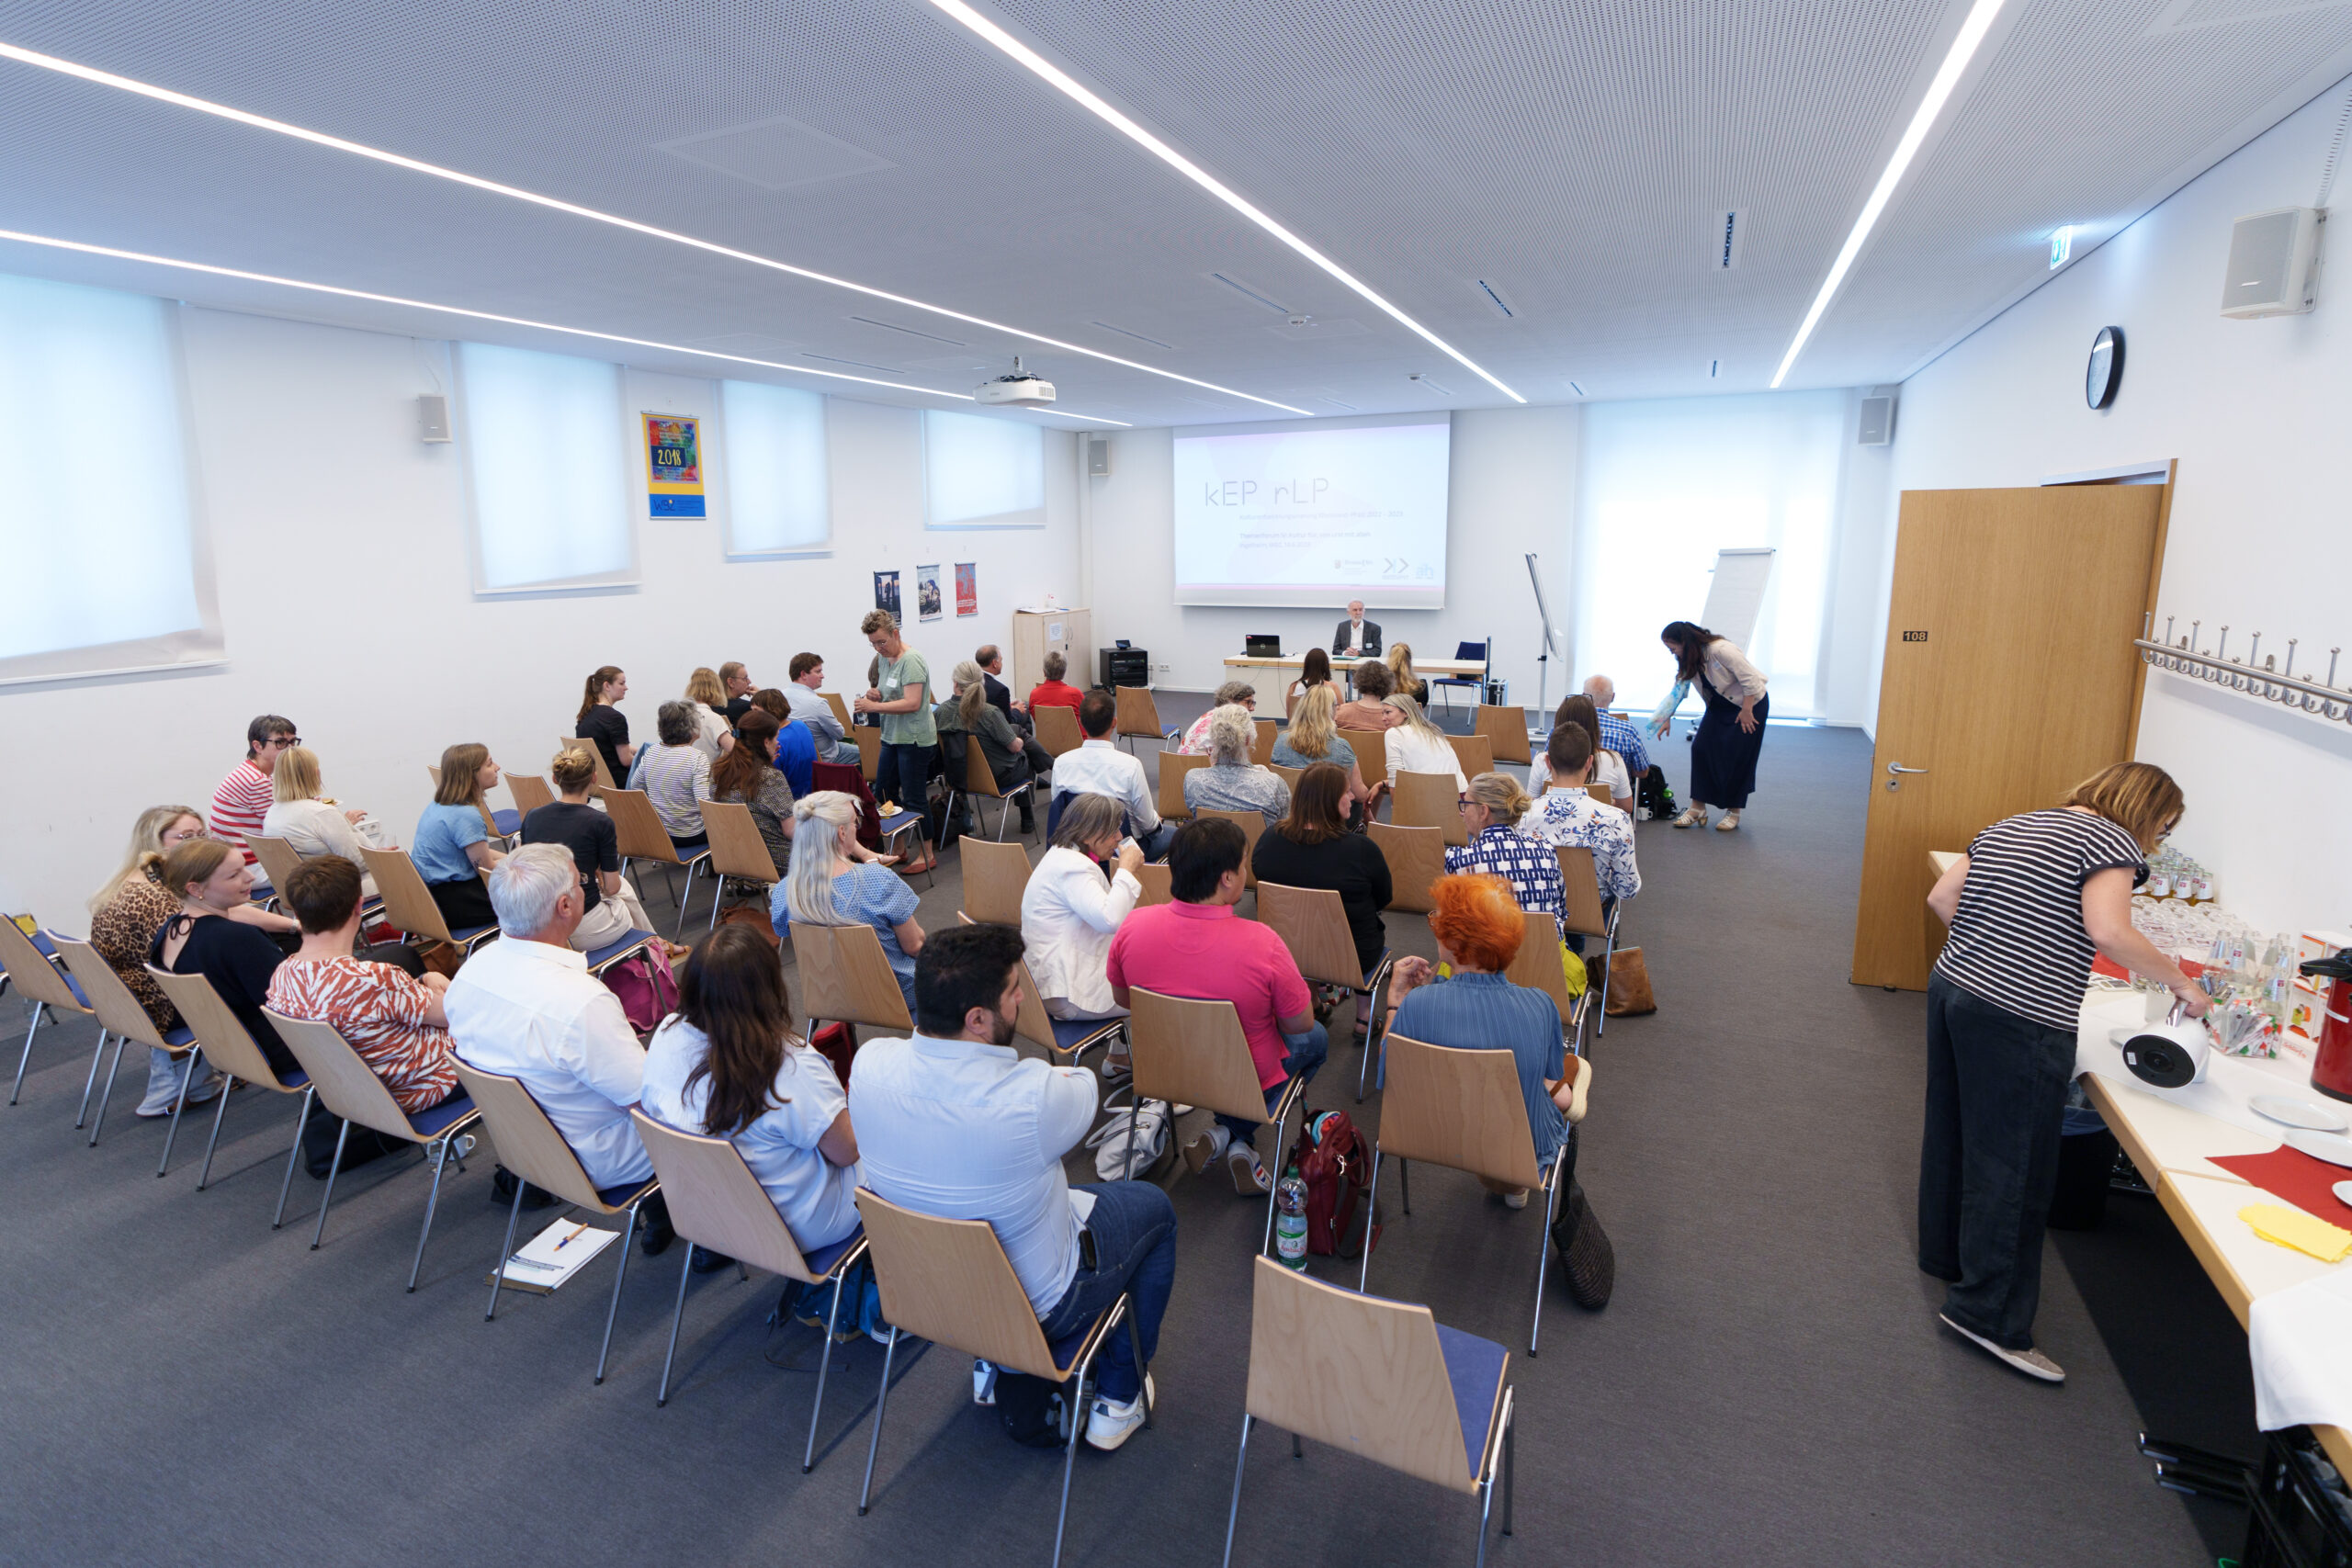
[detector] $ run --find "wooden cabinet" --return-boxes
[1011,607,1090,698]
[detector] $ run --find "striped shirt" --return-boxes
[1934,808,2146,1032]
[209,761,276,863]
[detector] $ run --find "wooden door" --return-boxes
[1850,485,2164,989]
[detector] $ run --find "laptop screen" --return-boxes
[1244,635,1282,657]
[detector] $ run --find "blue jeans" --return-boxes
[1135,820,1179,860]
[1036,1181,1177,1404]
[1216,1024,1328,1147]
[876,741,932,843]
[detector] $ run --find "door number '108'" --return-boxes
[1902,630,1928,642]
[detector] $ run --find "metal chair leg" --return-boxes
[657,1247,695,1404]
[858,1325,901,1515]
[272,1086,314,1228]
[155,1048,202,1177]
[406,1134,455,1292]
[1052,1328,1109,1568]
[310,1119,353,1248]
[803,1267,850,1472]
[195,1073,237,1190]
[1359,1146,1385,1290]
[485,1176,526,1319]
[673,863,696,937]
[594,1199,641,1384]
[1259,1078,1305,1257]
[1502,1396,1516,1534]
[1219,1412,1255,1568]
[1531,1159,1563,1355]
[9,999,44,1104]
[75,1029,108,1127]
[86,1034,129,1145]
[1126,1307,1153,1430]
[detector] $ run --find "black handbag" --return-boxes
[1547,1132,1615,1309]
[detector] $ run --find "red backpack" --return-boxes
[600,948,681,1036]
[1284,1111,1380,1258]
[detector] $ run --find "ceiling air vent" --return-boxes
[1716,209,1747,270]
[1476,280,1515,317]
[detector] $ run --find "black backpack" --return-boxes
[995,1371,1075,1448]
[1635,763,1678,822]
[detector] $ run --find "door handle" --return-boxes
[1885,761,1927,792]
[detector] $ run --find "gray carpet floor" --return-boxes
[0,716,2252,1565]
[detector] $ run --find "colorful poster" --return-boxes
[955,562,978,617]
[642,412,706,518]
[872,570,900,617]
[915,563,944,622]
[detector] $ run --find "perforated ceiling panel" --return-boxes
[0,0,2346,418]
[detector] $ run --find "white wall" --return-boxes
[0,304,1080,931]
[1885,85,2352,932]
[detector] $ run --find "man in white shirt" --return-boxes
[783,651,860,765]
[1047,690,1176,857]
[1330,600,1381,658]
[447,844,672,1247]
[850,923,1176,1453]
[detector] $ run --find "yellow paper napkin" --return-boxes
[2240,1203,2352,1264]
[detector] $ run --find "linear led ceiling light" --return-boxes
[924,0,1525,405]
[0,40,1281,416]
[0,227,1127,423]
[1769,0,2009,389]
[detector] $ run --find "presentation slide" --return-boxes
[1170,414,1451,608]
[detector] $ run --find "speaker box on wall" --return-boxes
[1086,434,1111,477]
[2221,207,2324,319]
[417,393,452,443]
[1858,395,1894,446]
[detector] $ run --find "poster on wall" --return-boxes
[956,562,978,617]
[642,413,706,517]
[916,564,944,622]
[873,570,900,618]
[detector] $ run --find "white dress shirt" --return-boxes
[1049,739,1161,835]
[848,1032,1098,1315]
[446,937,653,1187]
[1020,845,1141,1016]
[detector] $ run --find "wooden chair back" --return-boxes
[1256,883,1366,988]
[822,692,854,731]
[560,737,618,792]
[959,839,1033,926]
[1367,822,1445,913]
[53,937,176,1050]
[1197,808,1265,889]
[1501,911,1575,1026]
[1125,987,1270,1126]
[1554,846,1610,938]
[1158,750,1208,821]
[962,740,1007,797]
[854,1188,1073,1381]
[1034,704,1085,759]
[700,798,782,884]
[853,725,882,782]
[1392,772,1467,846]
[147,965,290,1089]
[790,920,913,1032]
[1475,705,1531,765]
[1446,733,1495,780]
[1252,717,1277,766]
[247,835,307,899]
[1114,685,1166,740]
[630,1109,828,1283]
[0,917,88,1018]
[507,773,557,818]
[359,847,458,943]
[1244,1255,1487,1495]
[1338,726,1386,790]
[1378,1033,1544,1190]
[1133,863,1173,907]
[266,1009,421,1143]
[601,788,686,867]
[448,1059,611,1210]
[1269,763,1305,790]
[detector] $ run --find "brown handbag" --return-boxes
[718,897,781,949]
[1605,945,1656,1016]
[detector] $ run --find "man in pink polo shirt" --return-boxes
[210,714,299,864]
[1107,817,1326,1194]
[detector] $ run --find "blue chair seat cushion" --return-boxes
[405,1092,478,1140]
[802,1226,865,1279]
[876,809,921,834]
[1049,1016,1122,1054]
[489,808,522,837]
[595,1178,661,1211]
[451,922,498,946]
[164,1025,196,1050]
[28,928,60,958]
[62,973,91,1008]
[584,931,654,970]
[277,1067,310,1090]
[1433,1321,1510,1481]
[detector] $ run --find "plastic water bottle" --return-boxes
[1273,1167,1309,1269]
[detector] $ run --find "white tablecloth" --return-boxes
[2253,1269,2352,1434]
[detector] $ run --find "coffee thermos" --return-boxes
[2299,950,2352,1103]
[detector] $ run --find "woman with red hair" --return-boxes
[1384,874,1577,1206]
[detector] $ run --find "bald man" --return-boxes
[1581,673,1653,778]
[1331,601,1381,658]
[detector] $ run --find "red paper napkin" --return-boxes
[2211,1146,2352,1224]
[2093,953,2207,982]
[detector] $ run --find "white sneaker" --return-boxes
[972,1359,999,1406]
[1501,1188,1530,1210]
[1228,1145,1272,1195]
[1084,1374,1156,1451]
[1939,1313,2064,1382]
[1183,1125,1230,1176]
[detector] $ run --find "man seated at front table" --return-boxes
[1106,818,1326,1196]
[849,922,1177,1453]
[445,843,673,1251]
[783,651,861,766]
[1331,600,1381,659]
[1050,689,1177,858]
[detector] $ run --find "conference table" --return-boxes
[1221,653,1490,698]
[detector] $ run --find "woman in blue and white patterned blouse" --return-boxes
[1444,773,1566,934]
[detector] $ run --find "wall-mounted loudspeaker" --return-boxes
[2221,207,2324,318]
[1085,434,1111,477]
[1858,389,1896,446]
[417,393,452,443]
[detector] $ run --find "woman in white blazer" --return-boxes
[1381,693,1469,794]
[1019,792,1147,1024]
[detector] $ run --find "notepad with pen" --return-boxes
[485,1217,620,1294]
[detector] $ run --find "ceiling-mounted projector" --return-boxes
[976,355,1056,406]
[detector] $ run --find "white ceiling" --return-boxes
[1,0,2348,423]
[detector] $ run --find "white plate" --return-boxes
[2335,1180,2352,1208]
[2284,1128,2352,1168]
[2249,1095,2351,1133]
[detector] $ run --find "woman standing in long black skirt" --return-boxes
[1655,620,1767,831]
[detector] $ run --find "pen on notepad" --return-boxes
[552,1222,589,1252]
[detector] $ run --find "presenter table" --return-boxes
[1222,654,1488,684]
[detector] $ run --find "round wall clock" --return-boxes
[2086,326,2124,410]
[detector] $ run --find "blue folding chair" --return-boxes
[1430,640,1489,715]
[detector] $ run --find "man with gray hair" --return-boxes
[447,844,664,1242]
[1580,672,1653,779]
